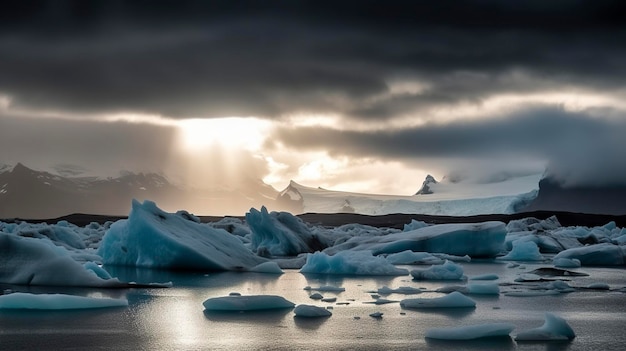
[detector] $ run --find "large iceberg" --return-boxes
[98,200,266,271]
[0,233,132,287]
[246,206,330,256]
[327,222,506,258]
[410,260,465,280]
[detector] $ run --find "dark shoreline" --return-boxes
[4,210,626,228]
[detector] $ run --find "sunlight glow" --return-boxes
[178,117,269,152]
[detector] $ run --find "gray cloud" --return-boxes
[1,1,624,119]
[271,106,626,186]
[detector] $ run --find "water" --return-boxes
[1,261,625,350]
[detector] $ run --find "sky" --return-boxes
[1,0,626,195]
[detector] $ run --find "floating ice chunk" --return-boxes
[542,281,574,292]
[400,291,476,309]
[369,312,384,318]
[586,283,610,290]
[515,313,576,341]
[514,273,542,282]
[403,220,429,231]
[294,304,332,317]
[364,298,397,305]
[303,285,345,292]
[499,240,544,261]
[321,297,337,302]
[470,273,499,280]
[300,251,409,276]
[202,295,295,311]
[425,322,515,340]
[553,258,581,268]
[309,293,324,300]
[0,293,128,310]
[411,260,464,280]
[99,200,266,271]
[553,243,626,266]
[375,286,422,295]
[249,262,284,274]
[246,206,329,256]
[83,262,113,280]
[386,251,443,265]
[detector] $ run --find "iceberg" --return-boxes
[400,291,476,309]
[425,323,515,340]
[553,243,626,266]
[202,295,295,311]
[246,206,330,256]
[499,240,544,261]
[293,304,332,317]
[515,313,576,341]
[328,222,506,258]
[0,233,129,287]
[98,200,266,271]
[0,292,128,310]
[300,251,409,276]
[411,260,465,280]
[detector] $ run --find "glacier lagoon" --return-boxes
[1,261,626,350]
[1,200,626,350]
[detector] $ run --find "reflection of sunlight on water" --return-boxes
[134,293,204,350]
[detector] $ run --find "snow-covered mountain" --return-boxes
[0,163,280,218]
[277,174,542,216]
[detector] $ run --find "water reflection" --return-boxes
[204,308,293,323]
[293,315,331,330]
[425,336,516,350]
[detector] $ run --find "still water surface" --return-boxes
[1,261,625,350]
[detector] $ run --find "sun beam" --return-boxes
[177,117,269,152]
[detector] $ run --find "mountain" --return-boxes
[415,174,438,195]
[0,163,279,218]
[522,177,626,215]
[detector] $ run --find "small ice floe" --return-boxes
[228,292,241,296]
[470,273,499,281]
[321,297,337,303]
[437,283,500,295]
[369,312,383,319]
[370,294,380,299]
[528,267,588,277]
[0,292,128,310]
[293,304,332,318]
[202,295,295,311]
[411,260,465,281]
[364,298,398,305]
[400,291,476,309]
[249,262,284,274]
[553,258,581,268]
[309,293,324,300]
[425,322,515,340]
[303,285,345,292]
[373,286,422,295]
[515,313,576,341]
[586,282,610,290]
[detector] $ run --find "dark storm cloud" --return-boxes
[1,0,625,119]
[271,106,626,186]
